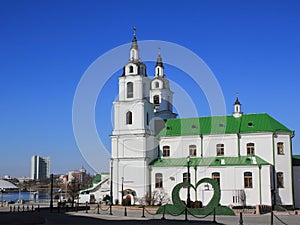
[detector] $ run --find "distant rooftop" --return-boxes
[0,179,18,190]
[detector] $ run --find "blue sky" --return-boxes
[1,0,300,177]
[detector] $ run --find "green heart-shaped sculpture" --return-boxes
[156,177,235,216]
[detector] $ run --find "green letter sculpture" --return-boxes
[156,177,235,216]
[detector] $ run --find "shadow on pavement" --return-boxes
[0,211,223,225]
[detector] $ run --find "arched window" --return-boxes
[155,173,163,188]
[189,145,197,157]
[153,95,160,106]
[277,142,284,155]
[162,146,170,157]
[157,68,160,75]
[277,172,284,188]
[127,82,133,98]
[244,172,253,188]
[126,111,132,125]
[155,81,159,88]
[216,144,224,156]
[129,65,133,73]
[246,143,255,156]
[212,172,220,185]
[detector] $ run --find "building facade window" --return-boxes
[212,172,220,185]
[189,145,197,157]
[155,173,163,188]
[155,81,159,88]
[126,111,132,125]
[277,142,284,155]
[216,144,224,156]
[277,172,284,188]
[246,143,255,156]
[127,82,133,98]
[153,95,160,105]
[162,146,170,157]
[244,172,253,188]
[129,66,133,73]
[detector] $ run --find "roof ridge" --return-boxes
[166,113,270,121]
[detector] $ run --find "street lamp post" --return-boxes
[121,177,124,205]
[110,159,113,206]
[187,156,191,208]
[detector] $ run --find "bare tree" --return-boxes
[151,189,170,206]
[67,181,80,208]
[239,189,246,209]
[142,192,152,205]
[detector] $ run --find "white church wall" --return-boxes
[260,166,272,205]
[227,167,258,206]
[202,134,238,157]
[114,159,150,203]
[159,136,202,158]
[274,134,293,206]
[111,137,118,158]
[239,133,273,163]
[151,165,273,207]
[118,77,126,101]
[146,136,158,159]
[113,101,154,135]
[116,136,157,158]
[119,75,151,102]
[159,137,178,158]
[176,136,201,158]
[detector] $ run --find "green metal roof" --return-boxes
[293,155,300,166]
[159,113,292,137]
[293,155,300,160]
[151,156,270,167]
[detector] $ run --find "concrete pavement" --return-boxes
[1,205,300,225]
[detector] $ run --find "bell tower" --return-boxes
[150,48,177,121]
[110,28,157,204]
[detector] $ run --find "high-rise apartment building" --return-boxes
[30,155,50,180]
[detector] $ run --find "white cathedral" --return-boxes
[109,30,299,209]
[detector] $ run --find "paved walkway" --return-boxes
[0,206,299,225]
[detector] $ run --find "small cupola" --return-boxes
[233,93,243,118]
[124,27,146,76]
[155,47,164,77]
[129,27,140,62]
